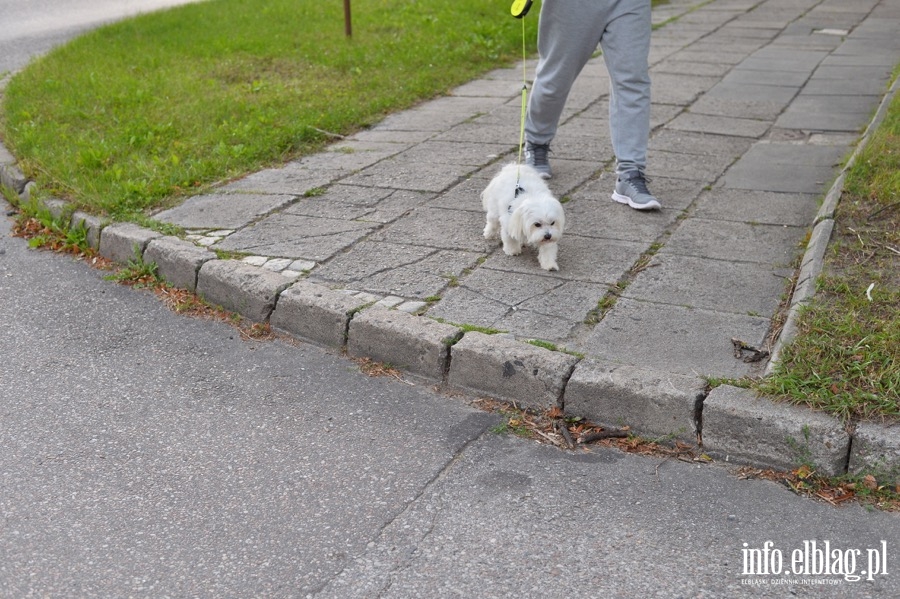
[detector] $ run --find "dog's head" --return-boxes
[509,192,565,247]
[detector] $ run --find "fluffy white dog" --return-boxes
[482,163,565,271]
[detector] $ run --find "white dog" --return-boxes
[482,163,565,271]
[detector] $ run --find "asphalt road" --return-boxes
[0,0,202,75]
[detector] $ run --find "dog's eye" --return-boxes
[533,223,542,228]
[550,221,555,226]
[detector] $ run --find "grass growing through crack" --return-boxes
[756,78,900,422]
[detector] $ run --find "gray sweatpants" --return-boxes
[525,0,652,174]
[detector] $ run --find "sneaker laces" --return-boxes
[527,142,551,166]
[622,170,652,195]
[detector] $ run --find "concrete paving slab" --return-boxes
[722,142,847,193]
[425,286,510,330]
[689,94,792,121]
[367,207,492,252]
[490,305,586,343]
[802,76,892,96]
[721,68,811,87]
[392,140,511,167]
[564,186,679,242]
[775,93,883,131]
[634,175,703,211]
[692,188,819,227]
[424,176,489,212]
[623,253,793,316]
[665,50,748,66]
[214,213,377,262]
[481,234,645,286]
[651,59,733,77]
[739,48,829,72]
[666,112,771,138]
[648,73,721,106]
[649,103,685,129]
[430,121,519,144]
[576,298,771,379]
[645,147,737,182]
[661,218,807,266]
[312,241,482,299]
[371,96,505,132]
[437,267,569,310]
[650,130,753,160]
[154,192,297,230]
[341,158,478,193]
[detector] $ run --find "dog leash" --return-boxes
[511,0,532,197]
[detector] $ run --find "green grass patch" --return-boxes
[756,87,900,422]
[0,0,538,220]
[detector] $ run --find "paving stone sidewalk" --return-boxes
[3,0,899,478]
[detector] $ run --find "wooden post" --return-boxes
[344,0,352,38]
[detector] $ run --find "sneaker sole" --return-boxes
[611,191,661,211]
[527,165,552,179]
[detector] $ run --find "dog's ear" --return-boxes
[508,205,528,243]
[557,205,566,233]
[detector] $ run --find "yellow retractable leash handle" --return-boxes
[510,0,533,18]
[511,0,532,194]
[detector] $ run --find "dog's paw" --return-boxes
[503,246,523,256]
[540,260,559,270]
[538,242,559,271]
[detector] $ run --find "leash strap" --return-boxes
[514,8,529,194]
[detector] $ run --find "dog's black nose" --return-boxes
[544,231,552,240]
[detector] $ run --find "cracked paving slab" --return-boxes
[311,241,483,299]
[214,214,377,262]
[575,298,771,379]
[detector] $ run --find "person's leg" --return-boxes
[599,0,652,174]
[525,0,607,145]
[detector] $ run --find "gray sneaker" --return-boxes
[525,142,552,179]
[612,170,661,210]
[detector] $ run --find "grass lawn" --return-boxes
[756,76,900,423]
[0,0,538,220]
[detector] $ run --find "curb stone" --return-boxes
[347,306,463,383]
[143,236,217,292]
[70,211,105,250]
[0,155,26,195]
[702,385,850,477]
[196,259,293,323]
[270,280,373,349]
[447,331,580,412]
[98,222,163,265]
[849,423,900,485]
[563,360,705,443]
